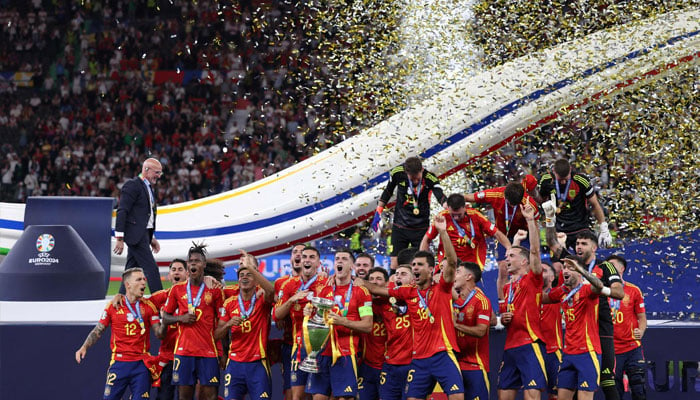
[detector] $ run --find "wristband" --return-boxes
[376,206,384,214]
[601,287,611,296]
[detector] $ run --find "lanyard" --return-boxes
[507,276,523,306]
[454,289,476,310]
[587,259,596,273]
[554,177,572,206]
[504,202,517,235]
[408,178,424,214]
[187,279,206,314]
[562,283,583,305]
[299,275,317,291]
[332,281,353,317]
[451,214,475,248]
[416,287,434,323]
[125,299,146,335]
[238,292,257,319]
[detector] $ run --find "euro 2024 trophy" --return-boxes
[300,296,335,373]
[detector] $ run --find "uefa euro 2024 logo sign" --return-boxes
[36,234,55,253]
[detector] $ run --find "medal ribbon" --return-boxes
[238,292,257,319]
[299,275,318,292]
[187,279,206,313]
[554,177,572,208]
[507,276,523,306]
[562,283,584,304]
[454,289,477,310]
[332,280,353,317]
[416,287,434,322]
[451,214,475,247]
[504,202,517,235]
[125,299,145,334]
[407,178,423,211]
[587,259,596,273]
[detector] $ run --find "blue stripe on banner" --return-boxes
[1,30,697,239]
[0,219,23,230]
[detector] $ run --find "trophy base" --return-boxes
[299,358,319,374]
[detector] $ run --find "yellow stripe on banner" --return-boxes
[113,152,336,216]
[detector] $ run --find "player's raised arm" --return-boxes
[521,203,541,275]
[239,249,275,301]
[436,213,457,282]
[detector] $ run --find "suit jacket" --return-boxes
[115,177,157,246]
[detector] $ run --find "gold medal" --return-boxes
[429,315,435,323]
[389,297,397,305]
[188,304,195,315]
[140,327,146,335]
[413,208,419,215]
[469,241,475,249]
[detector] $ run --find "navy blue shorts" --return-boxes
[103,360,151,400]
[497,342,547,390]
[544,350,562,394]
[306,355,359,397]
[224,359,271,400]
[379,363,410,400]
[172,355,220,387]
[291,344,310,388]
[462,369,489,400]
[558,352,601,392]
[281,343,293,390]
[404,351,464,399]
[358,363,381,400]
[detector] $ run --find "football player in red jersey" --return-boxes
[215,251,276,400]
[162,243,225,400]
[544,257,613,400]
[76,268,163,400]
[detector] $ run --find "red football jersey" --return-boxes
[98,298,160,362]
[390,274,460,359]
[317,282,373,358]
[499,270,544,350]
[611,283,645,354]
[149,290,178,360]
[163,281,224,357]
[473,187,540,237]
[453,287,492,371]
[274,276,295,345]
[220,290,273,362]
[425,209,497,269]
[377,292,413,365]
[540,301,563,353]
[361,302,388,369]
[549,284,601,355]
[223,284,240,299]
[273,275,329,355]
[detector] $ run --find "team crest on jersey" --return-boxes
[623,295,630,306]
[466,305,474,319]
[127,313,135,322]
[568,189,576,198]
[204,292,213,305]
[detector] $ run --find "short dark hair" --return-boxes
[606,254,627,271]
[291,243,306,252]
[576,230,598,244]
[459,262,482,283]
[368,267,389,282]
[122,267,144,281]
[303,246,320,258]
[397,247,419,266]
[412,250,435,268]
[553,159,571,177]
[511,245,530,260]
[206,259,225,281]
[169,258,186,268]
[188,241,208,260]
[335,248,355,262]
[446,193,466,210]
[404,157,423,175]
[542,261,558,286]
[355,252,375,267]
[564,254,586,268]
[504,182,525,206]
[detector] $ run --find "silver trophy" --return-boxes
[299,296,335,373]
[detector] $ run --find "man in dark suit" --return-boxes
[114,158,164,293]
